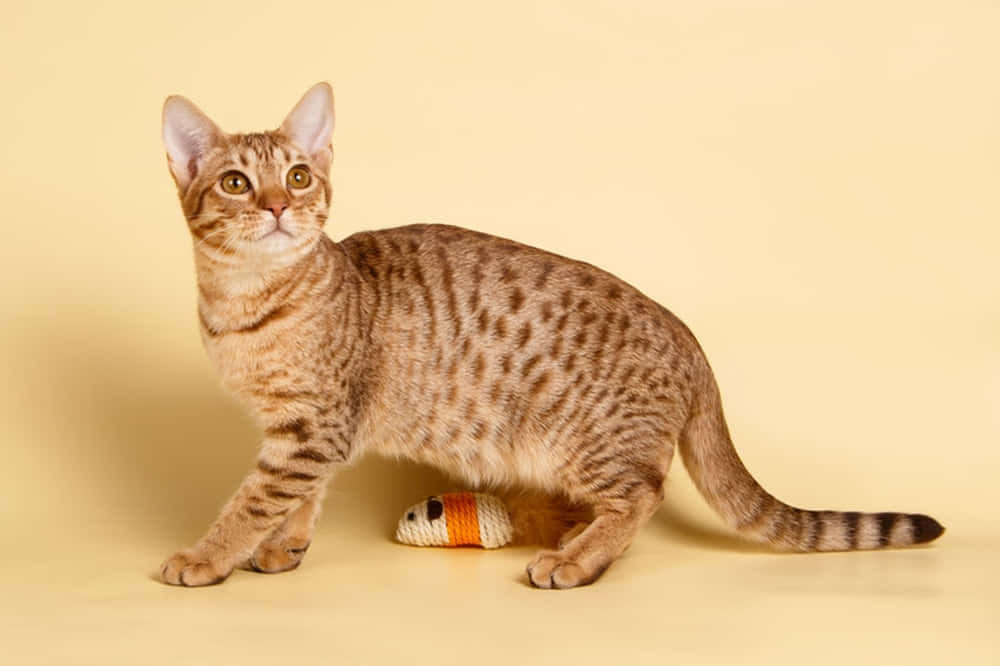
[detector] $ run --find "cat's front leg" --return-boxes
[245,486,326,573]
[159,421,349,586]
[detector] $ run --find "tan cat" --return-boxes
[159,82,943,589]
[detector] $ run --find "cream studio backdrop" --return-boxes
[1,2,997,665]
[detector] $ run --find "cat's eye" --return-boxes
[287,165,311,189]
[220,171,250,195]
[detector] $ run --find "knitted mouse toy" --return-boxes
[395,493,514,549]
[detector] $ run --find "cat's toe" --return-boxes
[526,551,558,588]
[248,537,311,573]
[525,551,586,589]
[160,550,230,587]
[549,560,589,588]
[527,550,604,589]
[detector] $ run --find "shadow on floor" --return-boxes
[650,501,769,553]
[17,317,766,558]
[13,319,453,548]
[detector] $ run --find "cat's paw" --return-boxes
[159,549,231,587]
[247,537,311,574]
[526,550,594,589]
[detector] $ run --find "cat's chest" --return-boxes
[202,332,315,401]
[202,335,259,391]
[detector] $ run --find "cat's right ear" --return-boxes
[280,83,335,172]
[162,95,224,192]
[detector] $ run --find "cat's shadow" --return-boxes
[29,320,757,555]
[650,502,768,553]
[26,321,449,547]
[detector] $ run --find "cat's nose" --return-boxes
[259,187,289,219]
[266,201,287,219]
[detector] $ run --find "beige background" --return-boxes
[1,1,997,664]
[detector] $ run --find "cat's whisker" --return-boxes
[192,225,231,252]
[193,225,248,267]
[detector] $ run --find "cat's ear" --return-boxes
[162,95,225,192]
[280,82,334,171]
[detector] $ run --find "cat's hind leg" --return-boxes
[556,521,588,549]
[526,487,663,589]
[525,435,673,589]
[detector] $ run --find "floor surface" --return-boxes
[4,475,997,665]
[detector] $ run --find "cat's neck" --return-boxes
[194,234,344,325]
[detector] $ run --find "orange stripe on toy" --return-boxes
[443,493,481,546]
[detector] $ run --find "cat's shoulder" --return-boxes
[338,223,549,263]
[341,223,497,248]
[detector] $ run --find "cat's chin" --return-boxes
[233,230,321,271]
[261,226,293,240]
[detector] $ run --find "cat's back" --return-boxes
[338,223,701,369]
[340,223,648,310]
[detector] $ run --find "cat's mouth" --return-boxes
[258,222,293,241]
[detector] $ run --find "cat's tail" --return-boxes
[678,371,944,552]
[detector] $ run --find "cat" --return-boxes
[158,82,943,589]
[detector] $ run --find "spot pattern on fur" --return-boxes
[158,84,944,590]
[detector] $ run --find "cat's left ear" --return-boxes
[280,82,335,171]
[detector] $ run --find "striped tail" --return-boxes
[679,377,944,552]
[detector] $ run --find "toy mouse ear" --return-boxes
[280,82,334,170]
[162,95,225,192]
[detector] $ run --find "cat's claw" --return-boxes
[247,537,311,574]
[160,549,231,587]
[526,551,592,590]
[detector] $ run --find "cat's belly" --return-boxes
[357,405,562,492]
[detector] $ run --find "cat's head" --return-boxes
[162,83,334,266]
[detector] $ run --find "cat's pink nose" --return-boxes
[266,201,287,218]
[260,187,289,219]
